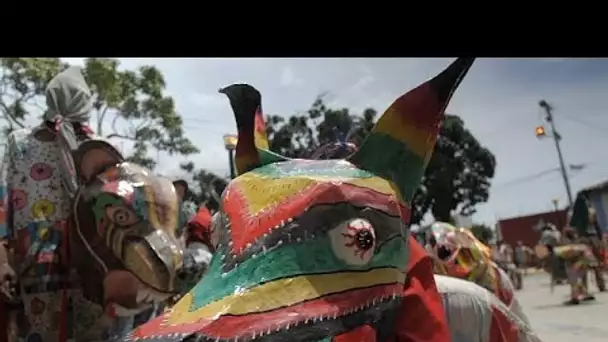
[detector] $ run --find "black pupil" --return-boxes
[116,211,127,221]
[355,230,374,250]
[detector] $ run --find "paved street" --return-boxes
[519,272,608,342]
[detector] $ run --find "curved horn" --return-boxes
[219,84,288,175]
[219,84,263,175]
[348,58,475,209]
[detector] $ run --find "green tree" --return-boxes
[469,224,495,245]
[180,162,227,212]
[266,96,376,158]
[0,58,198,169]
[0,58,65,135]
[266,97,496,225]
[421,115,496,222]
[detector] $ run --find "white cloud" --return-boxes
[279,65,304,87]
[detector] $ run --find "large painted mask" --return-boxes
[428,222,498,292]
[126,58,475,341]
[70,140,188,310]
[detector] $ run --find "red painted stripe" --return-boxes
[254,109,266,137]
[387,83,442,133]
[133,283,402,339]
[224,181,408,254]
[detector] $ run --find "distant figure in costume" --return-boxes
[553,227,597,305]
[177,206,214,295]
[514,241,527,274]
[427,222,527,319]
[185,206,214,251]
[569,193,606,292]
[0,67,170,342]
[0,67,113,341]
[538,223,566,284]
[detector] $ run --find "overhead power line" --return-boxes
[492,162,592,190]
[560,114,608,135]
[493,168,560,188]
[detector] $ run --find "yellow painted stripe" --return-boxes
[236,173,397,216]
[254,132,269,150]
[374,108,438,158]
[167,268,405,324]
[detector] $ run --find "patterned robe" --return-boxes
[0,128,156,342]
[0,128,109,342]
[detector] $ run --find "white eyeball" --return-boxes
[329,218,376,266]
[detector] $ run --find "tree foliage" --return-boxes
[179,162,227,213]
[469,224,495,245]
[0,58,64,135]
[421,115,496,222]
[0,58,198,169]
[266,96,376,158]
[265,96,496,225]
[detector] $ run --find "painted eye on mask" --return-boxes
[106,206,140,227]
[329,218,376,266]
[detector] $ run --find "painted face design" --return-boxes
[127,58,475,341]
[80,162,185,294]
[128,162,409,342]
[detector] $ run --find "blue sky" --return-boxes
[60,58,608,225]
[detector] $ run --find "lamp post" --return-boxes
[223,134,238,179]
[536,100,574,209]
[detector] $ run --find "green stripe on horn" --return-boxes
[219,84,288,176]
[348,58,475,207]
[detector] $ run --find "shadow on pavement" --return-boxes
[533,300,602,310]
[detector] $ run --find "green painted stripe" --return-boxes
[190,236,408,310]
[258,148,288,166]
[349,132,426,202]
[253,159,376,180]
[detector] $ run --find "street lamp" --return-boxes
[537,100,574,208]
[223,134,238,179]
[535,125,546,137]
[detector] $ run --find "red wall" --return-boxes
[498,209,568,247]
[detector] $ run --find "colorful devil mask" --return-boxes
[71,140,188,306]
[429,222,499,294]
[126,58,475,341]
